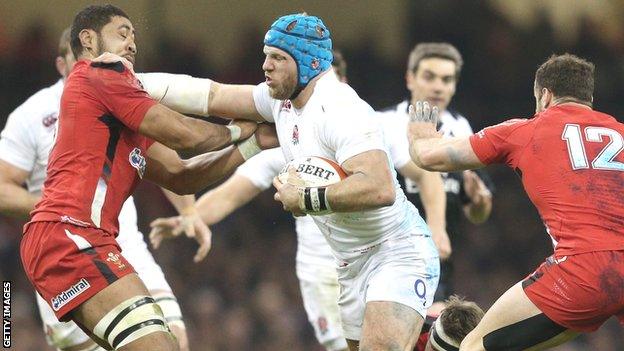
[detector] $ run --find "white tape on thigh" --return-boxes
[154,295,185,329]
[93,296,170,349]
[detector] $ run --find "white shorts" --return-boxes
[337,234,440,341]
[298,263,348,351]
[36,229,182,350]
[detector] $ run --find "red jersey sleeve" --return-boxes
[469,118,533,168]
[87,61,157,131]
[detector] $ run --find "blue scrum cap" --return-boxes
[264,13,333,86]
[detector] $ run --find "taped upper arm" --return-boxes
[209,83,266,121]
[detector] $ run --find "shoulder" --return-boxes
[476,117,534,139]
[6,81,62,128]
[316,81,374,120]
[83,60,135,85]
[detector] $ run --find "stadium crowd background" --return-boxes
[1,1,624,350]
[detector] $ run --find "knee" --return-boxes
[459,331,484,351]
[359,339,405,351]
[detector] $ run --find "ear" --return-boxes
[78,29,96,57]
[55,56,66,77]
[405,70,414,90]
[541,87,553,108]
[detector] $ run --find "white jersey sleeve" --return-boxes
[0,109,38,171]
[235,148,286,190]
[376,111,411,169]
[321,105,385,165]
[252,83,276,122]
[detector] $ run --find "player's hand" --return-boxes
[149,211,212,263]
[230,120,258,141]
[463,170,491,205]
[430,225,452,260]
[92,52,135,73]
[407,101,442,144]
[273,171,306,216]
[255,123,280,149]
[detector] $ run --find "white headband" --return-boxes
[430,317,460,351]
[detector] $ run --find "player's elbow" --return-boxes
[414,149,441,172]
[378,190,396,207]
[374,182,396,207]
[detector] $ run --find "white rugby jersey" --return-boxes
[235,148,335,281]
[252,70,429,262]
[0,79,139,239]
[377,100,474,194]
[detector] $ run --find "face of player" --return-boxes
[96,16,137,65]
[262,46,298,100]
[407,57,457,112]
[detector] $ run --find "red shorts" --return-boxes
[20,221,135,321]
[522,250,624,332]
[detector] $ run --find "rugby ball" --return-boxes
[278,156,347,187]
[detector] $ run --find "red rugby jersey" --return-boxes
[470,104,624,256]
[29,60,157,236]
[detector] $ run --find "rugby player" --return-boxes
[19,5,276,350]
[137,13,440,350]
[378,43,493,315]
[0,27,198,351]
[409,54,624,350]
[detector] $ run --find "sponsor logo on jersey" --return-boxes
[106,252,127,270]
[280,100,292,111]
[292,125,299,145]
[129,148,146,179]
[51,278,90,311]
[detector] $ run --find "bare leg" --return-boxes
[358,301,423,351]
[460,282,579,351]
[71,274,178,351]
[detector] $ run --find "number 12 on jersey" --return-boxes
[562,124,624,171]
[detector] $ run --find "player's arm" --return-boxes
[407,103,484,172]
[136,72,266,122]
[196,175,262,225]
[398,161,451,259]
[324,149,396,211]
[150,161,268,261]
[144,124,278,194]
[139,104,258,157]
[275,149,396,215]
[0,160,37,219]
[144,142,245,195]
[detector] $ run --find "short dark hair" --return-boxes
[70,4,129,59]
[332,49,347,81]
[407,43,463,79]
[535,54,594,106]
[58,27,71,57]
[440,295,484,343]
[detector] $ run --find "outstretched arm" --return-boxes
[139,104,258,156]
[144,124,279,195]
[407,102,484,172]
[137,72,266,122]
